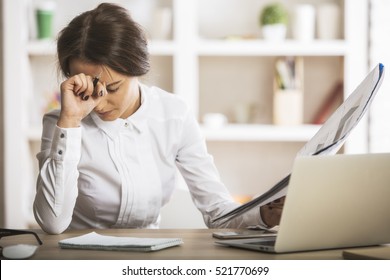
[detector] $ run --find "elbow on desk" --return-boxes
[34,215,69,235]
[33,205,69,235]
[39,223,67,235]
[203,214,231,229]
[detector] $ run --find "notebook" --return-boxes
[343,246,390,260]
[59,231,183,252]
[216,153,390,253]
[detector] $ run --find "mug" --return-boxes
[36,1,56,39]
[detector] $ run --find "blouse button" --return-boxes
[58,150,63,155]
[60,133,65,138]
[124,122,129,127]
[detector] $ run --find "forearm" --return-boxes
[33,116,82,234]
[203,201,262,229]
[177,111,264,229]
[34,158,79,234]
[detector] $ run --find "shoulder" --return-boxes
[142,85,191,120]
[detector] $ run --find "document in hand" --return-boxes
[212,63,385,225]
[59,232,183,252]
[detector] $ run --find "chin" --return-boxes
[96,111,118,121]
[100,116,118,121]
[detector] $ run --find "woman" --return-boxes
[33,3,283,234]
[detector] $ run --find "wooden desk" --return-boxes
[1,228,349,260]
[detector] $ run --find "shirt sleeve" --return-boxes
[33,110,82,234]
[175,109,262,228]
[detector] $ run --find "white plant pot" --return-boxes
[262,24,287,41]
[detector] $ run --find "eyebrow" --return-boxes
[106,80,122,87]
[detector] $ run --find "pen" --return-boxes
[92,76,100,97]
[93,76,99,88]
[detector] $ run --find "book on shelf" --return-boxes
[212,63,385,225]
[312,81,344,124]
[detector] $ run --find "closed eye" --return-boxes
[106,80,122,94]
[106,86,120,93]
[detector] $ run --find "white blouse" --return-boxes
[33,84,261,234]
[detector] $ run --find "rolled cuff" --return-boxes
[49,126,81,162]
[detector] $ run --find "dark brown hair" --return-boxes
[57,3,150,77]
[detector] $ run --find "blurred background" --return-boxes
[0,0,389,229]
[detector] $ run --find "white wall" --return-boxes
[368,0,390,152]
[3,0,32,228]
[0,0,4,227]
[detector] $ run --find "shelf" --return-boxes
[201,124,320,142]
[197,39,347,56]
[27,40,176,56]
[27,39,347,57]
[148,40,177,56]
[27,40,56,56]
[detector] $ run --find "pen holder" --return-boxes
[273,89,303,125]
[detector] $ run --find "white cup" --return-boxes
[317,3,341,40]
[292,4,316,41]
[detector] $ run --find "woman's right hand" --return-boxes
[57,73,106,128]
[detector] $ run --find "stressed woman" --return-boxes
[33,3,283,234]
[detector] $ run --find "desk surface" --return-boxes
[1,228,360,260]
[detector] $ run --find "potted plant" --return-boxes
[259,3,289,41]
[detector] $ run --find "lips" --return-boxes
[96,110,112,117]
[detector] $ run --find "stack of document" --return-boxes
[59,232,183,252]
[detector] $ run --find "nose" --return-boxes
[94,97,108,113]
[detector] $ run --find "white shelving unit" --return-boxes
[202,124,321,142]
[196,39,348,56]
[2,0,369,228]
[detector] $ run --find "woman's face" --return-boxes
[69,59,140,121]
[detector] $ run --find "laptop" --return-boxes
[216,153,390,253]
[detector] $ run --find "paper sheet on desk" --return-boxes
[59,232,183,252]
[213,63,385,225]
